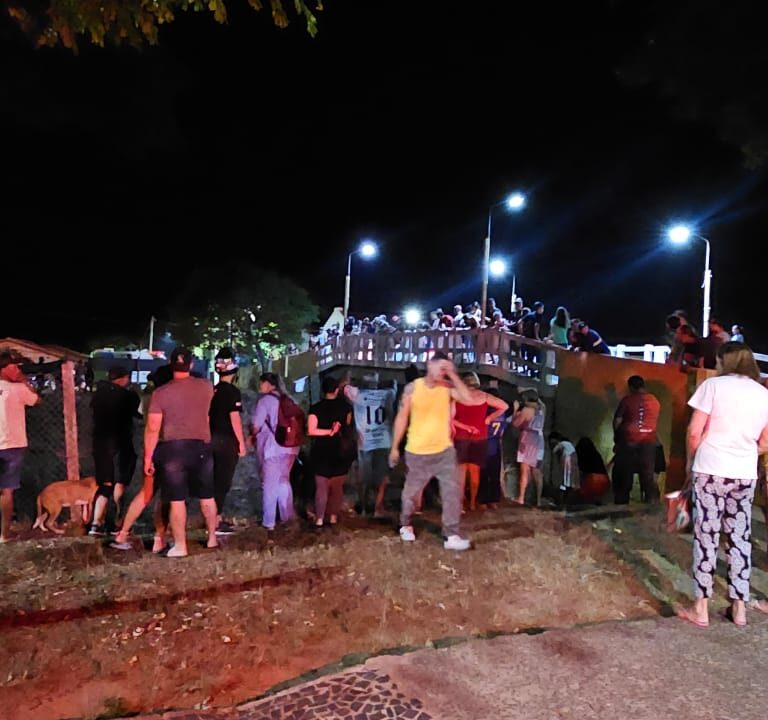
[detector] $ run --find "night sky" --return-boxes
[1,1,765,351]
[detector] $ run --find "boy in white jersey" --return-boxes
[341,372,397,517]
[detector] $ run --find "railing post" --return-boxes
[61,360,80,481]
[643,344,654,362]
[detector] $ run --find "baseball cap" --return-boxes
[214,347,238,376]
[169,347,193,372]
[108,365,130,381]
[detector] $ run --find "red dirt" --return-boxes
[0,508,657,720]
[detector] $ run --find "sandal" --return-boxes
[677,607,709,628]
[722,606,747,627]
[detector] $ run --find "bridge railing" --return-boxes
[313,328,559,389]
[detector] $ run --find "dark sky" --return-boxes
[1,1,765,350]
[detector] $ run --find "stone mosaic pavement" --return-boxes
[132,612,768,720]
[134,668,431,720]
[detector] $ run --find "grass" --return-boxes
[0,506,657,720]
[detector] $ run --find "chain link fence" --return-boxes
[17,362,68,521]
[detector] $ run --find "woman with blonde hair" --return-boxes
[678,342,768,627]
[453,372,508,511]
[513,388,546,505]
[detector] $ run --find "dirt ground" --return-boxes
[0,506,657,720]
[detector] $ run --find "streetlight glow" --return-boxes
[359,240,377,258]
[668,224,692,244]
[664,222,713,336]
[489,257,507,277]
[404,308,421,326]
[344,238,379,321]
[482,191,527,326]
[506,192,526,211]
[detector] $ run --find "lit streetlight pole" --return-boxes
[667,224,712,337]
[344,240,378,322]
[481,192,526,326]
[488,257,517,312]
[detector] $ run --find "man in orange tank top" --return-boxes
[389,351,474,550]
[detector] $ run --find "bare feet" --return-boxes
[753,599,768,615]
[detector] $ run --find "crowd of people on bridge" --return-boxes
[310,298,612,356]
[665,309,749,371]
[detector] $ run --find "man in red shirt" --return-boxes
[612,375,661,504]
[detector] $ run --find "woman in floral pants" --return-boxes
[679,342,768,627]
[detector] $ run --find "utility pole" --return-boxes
[149,316,156,352]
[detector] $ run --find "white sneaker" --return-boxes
[443,535,471,551]
[399,525,416,542]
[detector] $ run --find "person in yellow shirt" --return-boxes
[389,351,473,550]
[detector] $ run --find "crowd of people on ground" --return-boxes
[3,331,768,627]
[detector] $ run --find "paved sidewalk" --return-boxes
[133,613,768,720]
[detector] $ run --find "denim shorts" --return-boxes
[155,440,214,502]
[0,447,26,491]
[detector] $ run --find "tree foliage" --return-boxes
[169,263,318,371]
[6,0,322,51]
[615,0,768,168]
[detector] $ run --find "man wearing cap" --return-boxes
[389,351,474,551]
[143,347,217,557]
[89,365,141,536]
[0,352,40,543]
[210,348,246,535]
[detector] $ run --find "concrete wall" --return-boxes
[552,348,694,491]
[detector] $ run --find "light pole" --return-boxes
[344,240,377,322]
[488,257,518,312]
[667,224,712,337]
[481,192,526,326]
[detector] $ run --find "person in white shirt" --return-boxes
[342,372,397,517]
[678,342,768,628]
[0,353,40,543]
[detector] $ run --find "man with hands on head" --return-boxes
[390,351,474,551]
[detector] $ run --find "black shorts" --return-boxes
[654,444,667,473]
[0,448,25,491]
[455,438,488,466]
[155,440,214,502]
[93,436,136,486]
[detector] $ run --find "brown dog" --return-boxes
[32,476,98,534]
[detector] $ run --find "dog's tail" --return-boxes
[32,496,46,530]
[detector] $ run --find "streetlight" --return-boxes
[489,256,520,312]
[489,257,507,277]
[344,239,378,322]
[481,192,526,326]
[404,308,421,326]
[666,224,712,337]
